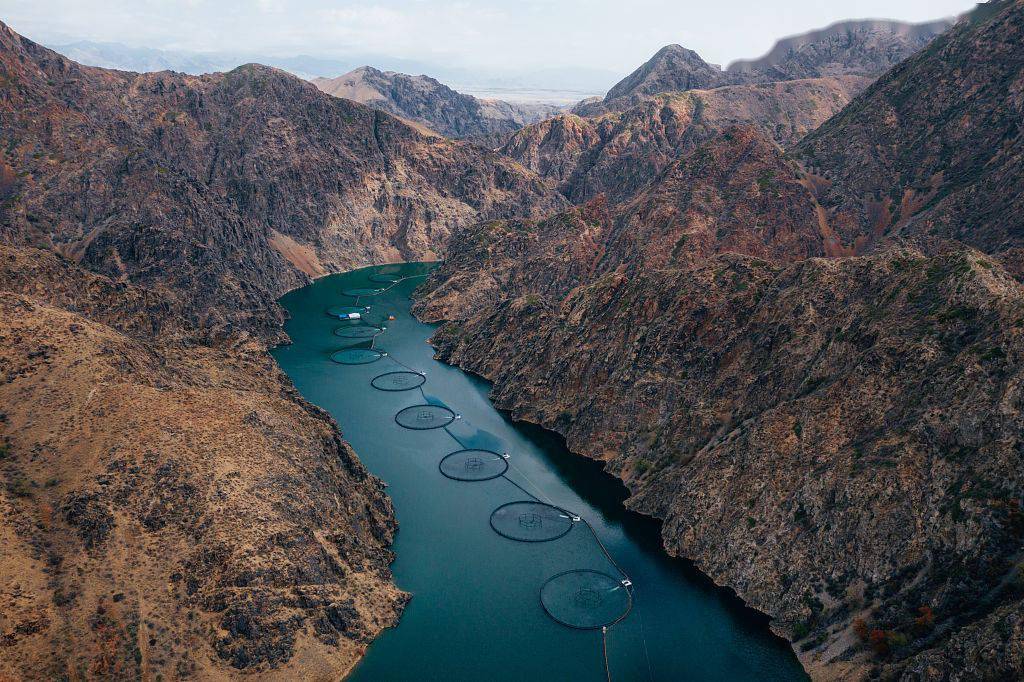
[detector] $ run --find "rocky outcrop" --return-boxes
[0,23,564,338]
[0,246,406,680]
[574,44,737,116]
[504,77,868,203]
[313,66,560,140]
[793,0,1024,261]
[413,4,1024,679]
[727,18,954,80]
[0,21,563,680]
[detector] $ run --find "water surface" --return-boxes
[272,263,807,681]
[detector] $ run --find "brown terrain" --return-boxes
[312,66,560,142]
[503,76,869,204]
[414,2,1024,680]
[1,1,1021,680]
[0,247,405,680]
[0,23,563,337]
[0,19,561,681]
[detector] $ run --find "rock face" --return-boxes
[0,246,406,680]
[504,77,868,203]
[574,44,737,116]
[793,0,1024,261]
[0,21,563,680]
[414,3,1024,680]
[576,18,949,118]
[0,24,564,338]
[313,66,561,140]
[727,18,955,80]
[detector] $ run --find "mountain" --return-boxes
[0,24,563,338]
[573,44,738,116]
[0,21,562,679]
[412,3,1024,679]
[793,0,1024,262]
[312,66,560,140]
[45,39,618,100]
[578,17,951,117]
[504,76,869,203]
[727,18,955,80]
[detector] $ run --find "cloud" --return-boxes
[3,0,978,73]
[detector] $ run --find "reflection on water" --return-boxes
[272,263,807,681]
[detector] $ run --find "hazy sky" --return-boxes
[2,0,978,73]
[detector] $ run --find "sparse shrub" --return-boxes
[853,618,869,641]
[914,605,935,633]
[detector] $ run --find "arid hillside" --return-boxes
[0,23,563,338]
[414,3,1024,679]
[0,19,563,681]
[0,247,406,680]
[313,66,560,140]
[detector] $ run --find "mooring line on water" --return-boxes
[602,627,613,682]
[331,269,639,681]
[632,587,656,682]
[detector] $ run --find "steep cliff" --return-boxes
[414,4,1024,679]
[0,247,406,680]
[313,66,560,140]
[0,23,564,338]
[504,77,868,203]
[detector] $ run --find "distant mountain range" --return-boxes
[44,39,617,98]
[313,67,561,141]
[575,17,953,116]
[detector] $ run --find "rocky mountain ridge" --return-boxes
[727,18,955,80]
[313,66,561,141]
[0,22,563,339]
[413,2,1024,679]
[0,20,561,680]
[575,17,950,118]
[504,76,869,204]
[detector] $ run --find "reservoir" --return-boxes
[271,263,806,681]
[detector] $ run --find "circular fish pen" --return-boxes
[314,266,639,678]
[540,569,632,630]
[439,449,508,481]
[334,325,382,339]
[489,501,574,543]
[395,404,456,430]
[330,348,384,365]
[371,371,426,392]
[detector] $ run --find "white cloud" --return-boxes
[1,0,978,72]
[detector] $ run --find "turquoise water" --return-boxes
[271,263,807,682]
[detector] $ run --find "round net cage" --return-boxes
[330,348,384,365]
[395,404,456,430]
[325,305,367,318]
[368,273,402,284]
[540,569,632,630]
[370,371,426,392]
[333,325,382,339]
[342,287,384,297]
[489,501,574,542]
[439,449,508,481]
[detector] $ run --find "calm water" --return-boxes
[271,263,807,682]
